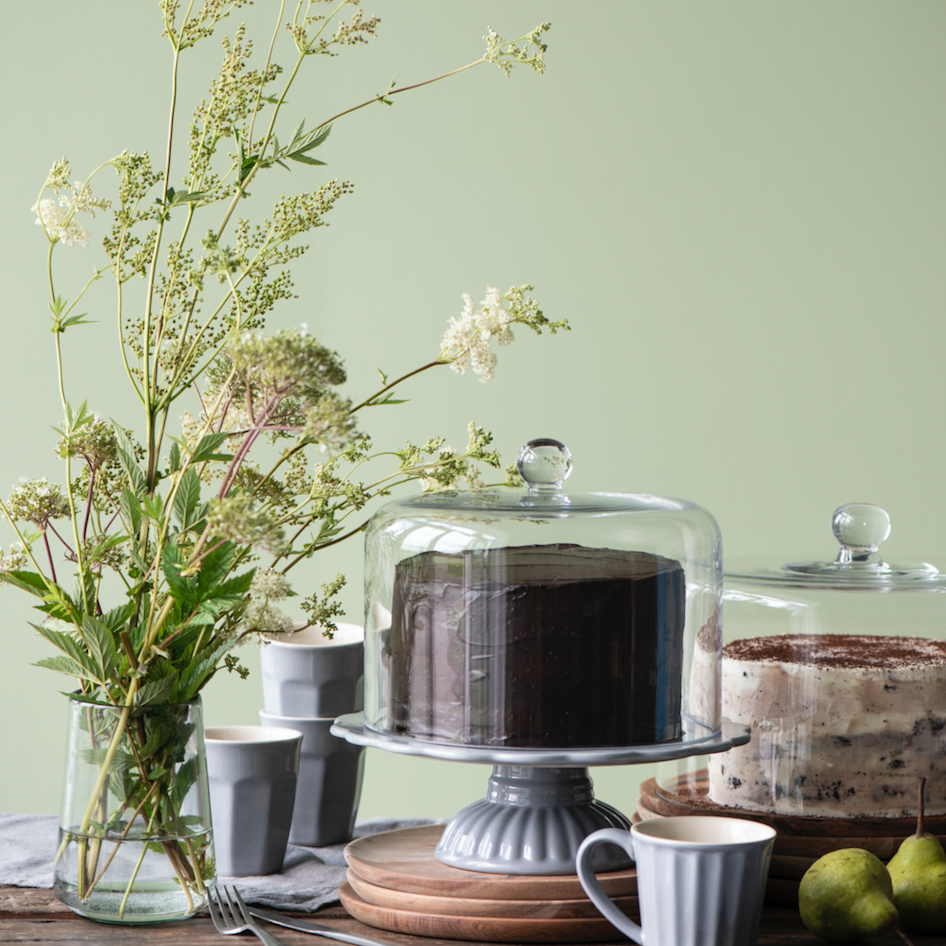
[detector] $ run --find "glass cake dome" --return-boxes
[656,502,946,821]
[362,438,725,753]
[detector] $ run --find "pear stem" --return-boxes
[917,776,926,839]
[895,925,917,946]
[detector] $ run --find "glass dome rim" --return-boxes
[373,486,710,519]
[725,554,946,591]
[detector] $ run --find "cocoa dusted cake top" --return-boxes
[394,543,683,586]
[723,633,946,671]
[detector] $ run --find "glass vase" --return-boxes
[53,696,214,924]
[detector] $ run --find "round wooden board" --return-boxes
[645,772,946,838]
[343,824,637,900]
[346,868,638,920]
[338,881,630,943]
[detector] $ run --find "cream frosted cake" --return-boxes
[708,633,946,817]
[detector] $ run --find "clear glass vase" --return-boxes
[53,696,214,923]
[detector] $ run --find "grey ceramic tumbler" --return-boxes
[205,726,302,876]
[259,710,366,846]
[260,622,364,718]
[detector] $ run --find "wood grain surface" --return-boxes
[346,869,638,920]
[338,881,628,943]
[343,825,637,900]
[3,885,944,945]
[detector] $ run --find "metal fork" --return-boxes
[209,885,286,946]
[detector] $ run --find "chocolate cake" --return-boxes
[708,633,946,816]
[385,543,687,748]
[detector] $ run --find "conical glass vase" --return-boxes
[53,695,214,924]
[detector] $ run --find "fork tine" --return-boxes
[221,885,246,925]
[216,884,240,931]
[229,885,252,922]
[207,886,224,930]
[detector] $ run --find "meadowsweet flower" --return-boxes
[242,567,295,637]
[440,286,514,382]
[0,544,28,573]
[7,477,71,526]
[31,198,90,247]
[207,491,286,553]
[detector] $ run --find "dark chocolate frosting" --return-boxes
[386,543,686,749]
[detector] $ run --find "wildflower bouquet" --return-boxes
[7,0,566,921]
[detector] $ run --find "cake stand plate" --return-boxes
[331,714,750,767]
[332,715,750,874]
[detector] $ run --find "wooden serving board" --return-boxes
[346,868,639,920]
[344,824,637,900]
[338,881,630,943]
[646,772,946,839]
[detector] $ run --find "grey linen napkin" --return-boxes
[0,813,435,911]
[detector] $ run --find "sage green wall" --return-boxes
[1,2,944,822]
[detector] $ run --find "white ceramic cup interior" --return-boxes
[262,621,364,647]
[205,725,303,743]
[576,817,776,946]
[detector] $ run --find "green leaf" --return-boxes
[0,570,50,598]
[178,641,233,701]
[77,614,120,681]
[168,189,206,206]
[34,654,101,685]
[172,468,201,533]
[168,442,182,474]
[141,493,165,524]
[189,431,231,464]
[31,621,91,669]
[134,675,179,707]
[119,488,143,538]
[161,541,194,604]
[72,569,97,616]
[367,394,408,406]
[287,153,326,167]
[112,423,146,497]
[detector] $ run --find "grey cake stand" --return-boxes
[331,714,750,876]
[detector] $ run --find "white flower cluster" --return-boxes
[440,286,515,382]
[30,179,105,247]
[0,543,27,574]
[241,566,295,638]
[31,195,90,247]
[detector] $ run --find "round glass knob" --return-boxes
[832,503,891,555]
[517,439,572,492]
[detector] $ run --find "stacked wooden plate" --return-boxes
[341,824,638,942]
[638,772,946,906]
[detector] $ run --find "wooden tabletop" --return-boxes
[4,885,946,946]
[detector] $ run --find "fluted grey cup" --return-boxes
[576,816,776,946]
[205,726,302,876]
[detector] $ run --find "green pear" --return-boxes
[799,848,898,943]
[888,776,946,933]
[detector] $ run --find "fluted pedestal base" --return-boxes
[435,766,632,875]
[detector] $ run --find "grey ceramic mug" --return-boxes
[576,816,776,946]
[259,710,366,846]
[260,622,364,718]
[205,725,302,876]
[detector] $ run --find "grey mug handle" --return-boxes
[575,828,643,944]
